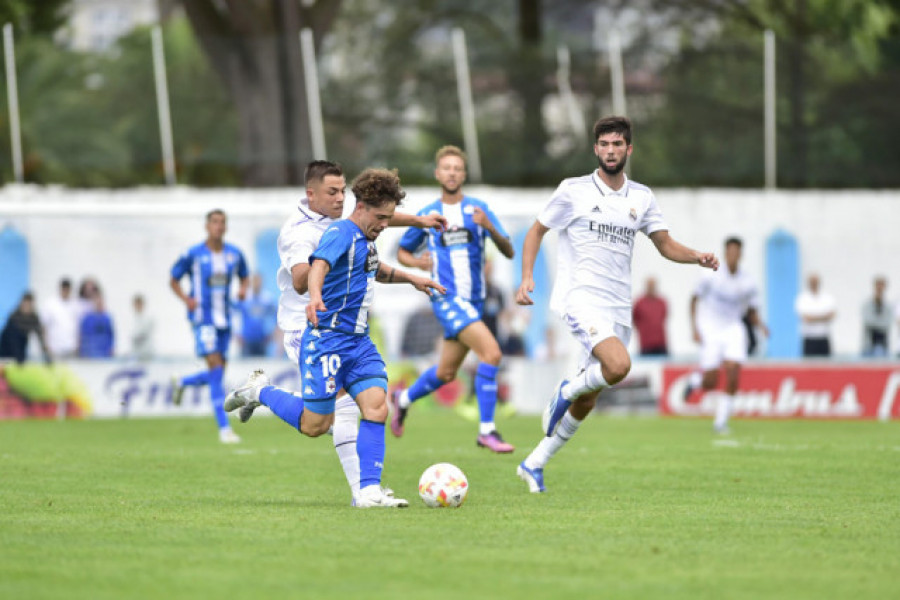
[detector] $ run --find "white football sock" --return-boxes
[561,363,608,400]
[688,371,703,388]
[714,394,733,430]
[397,388,411,409]
[333,394,361,498]
[524,412,584,469]
[479,422,495,436]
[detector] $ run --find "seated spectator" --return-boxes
[235,273,277,357]
[861,276,892,357]
[400,305,443,358]
[79,294,115,358]
[0,292,52,364]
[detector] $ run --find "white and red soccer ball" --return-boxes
[418,463,469,508]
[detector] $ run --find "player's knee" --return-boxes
[360,404,388,423]
[435,367,457,382]
[603,357,631,385]
[479,346,502,366]
[300,421,331,437]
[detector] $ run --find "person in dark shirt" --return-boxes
[0,292,52,364]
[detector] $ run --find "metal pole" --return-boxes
[451,27,482,182]
[299,28,326,159]
[151,25,176,186]
[3,24,23,183]
[608,31,626,117]
[556,45,586,138]
[764,29,777,189]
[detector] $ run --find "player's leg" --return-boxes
[349,338,407,508]
[457,320,513,452]
[170,324,218,405]
[390,338,469,436]
[332,392,362,502]
[714,324,747,434]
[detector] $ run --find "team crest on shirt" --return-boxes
[326,377,336,394]
[463,205,476,215]
[629,208,637,221]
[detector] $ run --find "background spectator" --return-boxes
[632,276,668,356]
[795,273,836,357]
[400,304,443,358]
[79,294,115,358]
[130,294,155,361]
[77,277,102,319]
[861,276,891,357]
[0,292,52,364]
[41,277,80,359]
[235,273,277,357]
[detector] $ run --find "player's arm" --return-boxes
[515,220,549,305]
[376,263,446,297]
[689,294,701,343]
[746,307,770,338]
[237,276,250,301]
[390,212,448,231]
[473,207,514,259]
[305,259,331,327]
[397,247,432,271]
[291,263,311,295]
[649,230,719,270]
[169,277,197,311]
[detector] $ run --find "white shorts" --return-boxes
[698,320,747,371]
[563,307,632,371]
[282,327,306,365]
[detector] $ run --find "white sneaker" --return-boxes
[219,428,241,444]
[224,369,270,423]
[170,375,185,406]
[354,484,409,508]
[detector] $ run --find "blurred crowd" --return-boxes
[2,271,898,364]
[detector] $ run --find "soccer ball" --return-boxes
[418,462,469,508]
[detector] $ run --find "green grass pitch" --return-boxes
[2,412,899,599]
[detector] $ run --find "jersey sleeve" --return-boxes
[746,282,761,311]
[310,224,351,268]
[398,225,428,253]
[170,249,192,279]
[279,223,321,270]
[236,249,249,279]
[479,203,509,238]
[537,182,576,230]
[639,192,669,236]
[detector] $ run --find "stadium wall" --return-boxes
[0,185,898,361]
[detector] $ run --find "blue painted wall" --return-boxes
[765,229,800,357]
[0,225,30,323]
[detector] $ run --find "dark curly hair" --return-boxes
[351,168,405,207]
[592,115,632,145]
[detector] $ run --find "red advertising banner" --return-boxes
[661,364,900,420]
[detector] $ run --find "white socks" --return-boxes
[479,422,495,436]
[714,394,733,431]
[561,363,609,400]
[397,388,411,409]
[688,371,703,388]
[332,394,361,498]
[524,411,583,470]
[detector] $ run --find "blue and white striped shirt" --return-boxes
[308,220,378,335]
[171,242,248,328]
[398,196,507,301]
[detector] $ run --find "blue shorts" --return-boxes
[194,324,230,358]
[431,295,484,339]
[299,328,387,415]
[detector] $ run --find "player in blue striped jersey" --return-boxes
[391,145,516,453]
[234,168,443,507]
[169,209,249,444]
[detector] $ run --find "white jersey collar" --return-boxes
[592,171,629,197]
[297,196,331,221]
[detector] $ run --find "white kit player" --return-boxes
[684,236,769,434]
[514,116,719,493]
[224,160,445,505]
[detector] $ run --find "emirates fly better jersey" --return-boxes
[171,242,248,328]
[398,196,507,301]
[539,172,668,326]
[308,220,379,335]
